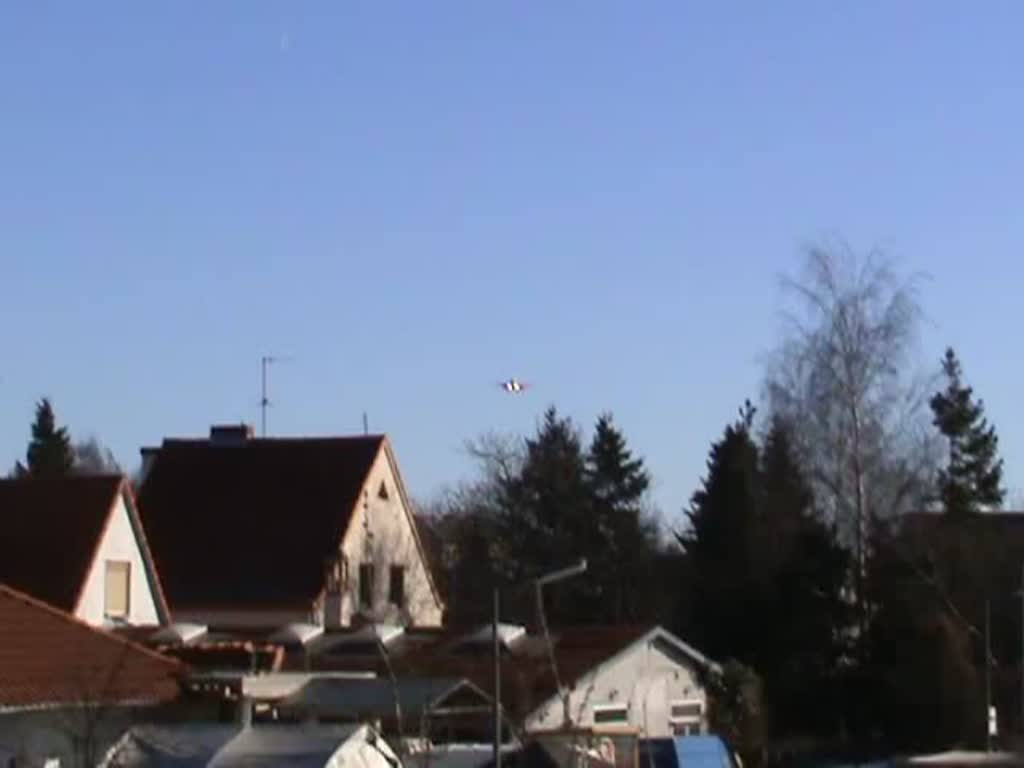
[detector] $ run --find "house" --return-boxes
[0,474,170,627]
[0,583,184,768]
[100,722,401,768]
[136,622,714,741]
[136,425,444,629]
[513,625,715,739]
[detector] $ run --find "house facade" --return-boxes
[523,627,713,739]
[0,475,169,627]
[321,441,443,628]
[137,425,443,630]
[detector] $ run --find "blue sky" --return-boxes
[3,3,1023,525]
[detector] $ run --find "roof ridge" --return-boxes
[0,583,183,671]
[0,473,126,484]
[162,435,386,444]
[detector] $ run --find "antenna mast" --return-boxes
[260,356,275,437]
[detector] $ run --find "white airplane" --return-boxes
[498,378,530,394]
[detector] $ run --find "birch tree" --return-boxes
[765,244,936,612]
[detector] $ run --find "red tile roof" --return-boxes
[0,584,183,709]
[137,435,385,609]
[0,475,158,614]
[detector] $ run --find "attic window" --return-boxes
[378,481,389,500]
[669,698,704,724]
[104,560,131,618]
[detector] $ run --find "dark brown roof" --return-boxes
[0,584,183,709]
[0,475,125,613]
[137,435,385,609]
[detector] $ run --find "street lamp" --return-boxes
[492,559,589,768]
[536,559,589,729]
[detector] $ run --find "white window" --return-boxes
[669,698,704,733]
[105,560,131,618]
[593,703,628,725]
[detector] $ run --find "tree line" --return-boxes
[427,244,1010,764]
[8,398,121,478]
[6,245,1012,761]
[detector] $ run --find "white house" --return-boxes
[0,474,170,627]
[137,425,444,630]
[522,626,717,739]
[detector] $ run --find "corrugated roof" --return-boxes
[279,676,488,720]
[0,584,183,709]
[137,435,384,608]
[0,474,123,612]
[102,723,375,768]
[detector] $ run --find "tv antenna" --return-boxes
[260,355,291,437]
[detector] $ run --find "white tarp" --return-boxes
[101,722,400,768]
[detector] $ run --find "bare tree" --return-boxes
[72,436,122,476]
[765,243,938,613]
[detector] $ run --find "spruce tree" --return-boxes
[929,347,1004,515]
[585,413,657,622]
[758,418,850,736]
[678,401,761,661]
[25,398,74,478]
[499,407,595,621]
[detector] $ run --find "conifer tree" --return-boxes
[585,413,658,622]
[930,347,1004,515]
[25,398,74,478]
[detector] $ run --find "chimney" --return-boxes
[209,424,254,446]
[138,447,160,485]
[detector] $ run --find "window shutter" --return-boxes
[389,565,405,606]
[105,561,131,618]
[359,563,375,608]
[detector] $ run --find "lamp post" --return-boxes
[987,598,993,753]
[492,559,589,768]
[980,568,1024,752]
[535,559,589,728]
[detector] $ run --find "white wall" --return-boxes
[76,492,162,627]
[336,447,443,628]
[525,634,708,739]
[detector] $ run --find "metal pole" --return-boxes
[987,597,992,752]
[261,356,268,437]
[1020,562,1024,736]
[493,587,501,768]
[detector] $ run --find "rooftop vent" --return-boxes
[269,623,325,646]
[337,623,405,647]
[151,622,208,645]
[465,623,526,649]
[209,424,254,446]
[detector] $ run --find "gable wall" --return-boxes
[76,492,161,627]
[525,635,708,738]
[338,448,443,627]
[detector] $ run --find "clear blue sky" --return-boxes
[3,3,1023,525]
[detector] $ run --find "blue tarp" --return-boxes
[638,736,733,768]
